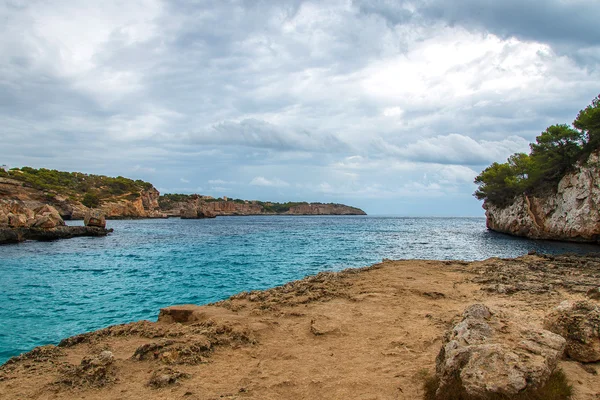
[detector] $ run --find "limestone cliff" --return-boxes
[161,195,366,217]
[0,177,166,220]
[484,151,600,243]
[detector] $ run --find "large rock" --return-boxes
[31,205,66,229]
[544,300,600,362]
[180,207,216,219]
[435,304,566,398]
[84,209,106,228]
[484,151,600,243]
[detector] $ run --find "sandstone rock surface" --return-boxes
[435,304,566,398]
[484,151,600,242]
[544,300,600,362]
[84,209,106,228]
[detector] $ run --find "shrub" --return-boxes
[82,192,100,208]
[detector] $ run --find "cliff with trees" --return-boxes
[0,168,366,222]
[474,95,600,242]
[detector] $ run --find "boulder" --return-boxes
[8,213,28,228]
[435,304,566,398]
[544,300,600,362]
[180,207,216,219]
[32,205,65,228]
[84,209,106,228]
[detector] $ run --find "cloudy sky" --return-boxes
[1,0,599,215]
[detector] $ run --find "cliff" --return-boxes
[160,195,366,218]
[484,151,600,243]
[0,168,366,220]
[0,177,165,220]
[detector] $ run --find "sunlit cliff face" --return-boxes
[1,0,599,215]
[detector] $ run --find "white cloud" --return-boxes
[249,176,290,188]
[1,1,599,215]
[180,178,189,183]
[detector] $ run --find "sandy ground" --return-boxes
[1,255,599,399]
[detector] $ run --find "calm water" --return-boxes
[1,216,598,364]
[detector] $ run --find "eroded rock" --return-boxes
[84,209,106,228]
[58,350,117,388]
[544,300,600,362]
[435,304,566,398]
[148,367,190,388]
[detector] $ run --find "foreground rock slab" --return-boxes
[1,255,599,399]
[544,300,600,362]
[435,304,566,398]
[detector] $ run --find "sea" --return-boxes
[1,216,599,364]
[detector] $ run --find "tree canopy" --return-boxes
[474,95,600,207]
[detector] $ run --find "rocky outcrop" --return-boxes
[435,304,566,398]
[162,197,366,217]
[0,177,166,220]
[1,175,365,220]
[84,210,106,228]
[99,188,166,219]
[180,207,216,219]
[484,151,600,242]
[0,199,111,244]
[544,300,600,362]
[286,203,366,215]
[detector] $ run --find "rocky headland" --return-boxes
[161,194,366,218]
[483,151,600,243]
[475,95,600,244]
[1,254,599,399]
[0,168,365,243]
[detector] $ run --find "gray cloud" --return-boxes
[0,0,599,215]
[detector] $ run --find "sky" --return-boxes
[1,0,599,216]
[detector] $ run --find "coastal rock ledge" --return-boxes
[484,151,600,243]
[0,200,111,244]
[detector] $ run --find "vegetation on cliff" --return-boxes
[158,193,353,214]
[0,167,153,204]
[474,95,600,207]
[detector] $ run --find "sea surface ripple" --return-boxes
[1,216,598,364]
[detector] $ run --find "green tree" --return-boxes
[574,94,600,155]
[82,192,100,208]
[529,124,583,184]
[474,162,519,206]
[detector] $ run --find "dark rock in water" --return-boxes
[84,209,106,228]
[0,228,21,244]
[0,226,111,245]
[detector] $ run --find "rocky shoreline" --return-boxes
[1,254,598,399]
[483,151,600,244]
[0,226,111,244]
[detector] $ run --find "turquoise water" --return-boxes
[1,216,598,364]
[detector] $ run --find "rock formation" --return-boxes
[435,304,566,398]
[484,151,600,242]
[162,197,366,217]
[0,177,166,221]
[180,206,217,219]
[84,210,106,229]
[544,300,600,362]
[0,199,111,244]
